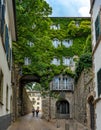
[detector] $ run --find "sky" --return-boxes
[45,0,90,17]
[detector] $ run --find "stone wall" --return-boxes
[22,88,33,115]
[74,68,94,127]
[42,92,74,120]
[42,97,50,120]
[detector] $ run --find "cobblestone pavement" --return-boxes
[7,113,89,130]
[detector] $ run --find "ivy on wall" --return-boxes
[14,0,91,89]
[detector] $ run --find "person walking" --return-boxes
[36,109,39,117]
[32,108,35,117]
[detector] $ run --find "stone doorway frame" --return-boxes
[56,99,70,119]
[87,95,95,130]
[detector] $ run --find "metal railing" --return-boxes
[51,83,74,91]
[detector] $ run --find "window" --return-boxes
[52,39,60,48]
[63,77,67,89]
[62,40,73,48]
[1,3,5,36]
[32,98,35,101]
[5,25,12,69]
[97,69,101,97]
[27,41,34,47]
[50,24,60,30]
[63,57,73,66]
[24,57,31,65]
[32,23,36,29]
[51,58,60,65]
[63,57,70,66]
[37,102,40,105]
[0,70,3,104]
[53,77,60,89]
[6,86,9,110]
[95,10,101,41]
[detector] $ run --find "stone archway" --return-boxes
[88,96,95,130]
[19,74,40,116]
[56,99,70,119]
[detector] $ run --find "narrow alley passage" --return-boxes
[7,113,89,130]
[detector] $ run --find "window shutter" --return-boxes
[95,9,101,41]
[97,69,101,97]
[1,4,5,35]
[5,25,9,59]
[10,49,12,70]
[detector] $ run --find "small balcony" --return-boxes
[50,83,74,92]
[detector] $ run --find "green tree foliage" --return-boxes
[75,35,92,82]
[75,53,92,82]
[13,0,52,64]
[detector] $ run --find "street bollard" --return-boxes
[65,124,69,130]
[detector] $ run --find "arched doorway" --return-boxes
[56,99,70,119]
[88,96,95,130]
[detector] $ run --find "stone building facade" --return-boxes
[42,69,95,130]
[22,88,33,115]
[42,74,74,120]
[27,90,42,112]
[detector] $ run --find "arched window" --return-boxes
[24,57,31,65]
[63,57,70,66]
[51,58,60,65]
[56,100,70,114]
[53,77,60,89]
[62,39,73,48]
[27,41,34,47]
[63,57,74,66]
[52,38,60,48]
[50,24,60,30]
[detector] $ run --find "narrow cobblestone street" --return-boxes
[7,113,89,130]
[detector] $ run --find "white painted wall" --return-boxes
[91,0,101,130]
[0,1,13,117]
